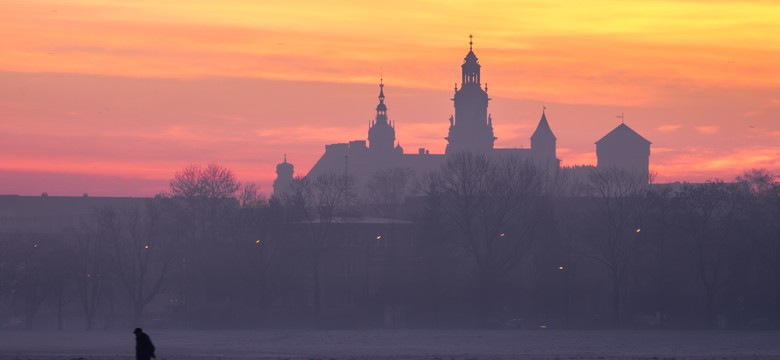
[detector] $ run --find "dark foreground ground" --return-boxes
[0,329,779,360]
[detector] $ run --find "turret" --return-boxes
[273,155,294,197]
[368,79,396,155]
[531,108,557,160]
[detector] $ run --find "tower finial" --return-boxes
[543,106,546,114]
[617,112,624,124]
[284,154,287,163]
[378,78,385,102]
[469,34,473,50]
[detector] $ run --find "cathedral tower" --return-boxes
[368,79,396,156]
[445,36,496,154]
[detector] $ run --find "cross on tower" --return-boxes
[469,34,473,50]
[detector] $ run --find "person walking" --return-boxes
[133,328,156,360]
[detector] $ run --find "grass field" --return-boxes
[0,329,779,359]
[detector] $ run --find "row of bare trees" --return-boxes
[552,169,780,329]
[1,159,778,330]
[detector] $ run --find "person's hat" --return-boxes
[133,328,143,334]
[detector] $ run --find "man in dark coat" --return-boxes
[133,328,156,360]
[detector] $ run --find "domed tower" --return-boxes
[445,35,496,154]
[531,108,557,160]
[273,155,294,197]
[368,79,396,156]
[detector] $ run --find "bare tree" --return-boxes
[365,167,413,218]
[106,200,179,325]
[285,171,352,319]
[225,187,292,322]
[426,152,547,324]
[676,179,742,328]
[165,163,241,320]
[168,162,241,243]
[2,234,66,330]
[644,186,676,329]
[47,239,76,331]
[552,199,589,329]
[71,208,114,330]
[585,167,651,328]
[736,169,780,328]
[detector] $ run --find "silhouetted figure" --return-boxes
[133,328,156,360]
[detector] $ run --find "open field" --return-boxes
[0,329,779,360]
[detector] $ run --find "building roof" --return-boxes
[595,123,651,145]
[531,111,556,141]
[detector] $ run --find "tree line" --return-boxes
[0,158,778,330]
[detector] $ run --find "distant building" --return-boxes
[275,38,650,196]
[273,155,294,197]
[596,122,652,179]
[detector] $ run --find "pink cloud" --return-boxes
[695,126,720,134]
[656,124,682,133]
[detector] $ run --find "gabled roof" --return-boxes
[531,111,556,140]
[596,123,651,145]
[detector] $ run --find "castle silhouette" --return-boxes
[274,37,651,196]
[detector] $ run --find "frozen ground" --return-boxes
[0,329,779,360]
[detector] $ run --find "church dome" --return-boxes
[369,119,395,145]
[276,156,293,173]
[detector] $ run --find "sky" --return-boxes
[1,0,779,196]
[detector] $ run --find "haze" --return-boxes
[1,0,779,196]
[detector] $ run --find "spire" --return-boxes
[532,107,556,141]
[462,34,480,85]
[368,79,396,153]
[379,77,385,103]
[375,79,387,121]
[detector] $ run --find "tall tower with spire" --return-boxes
[445,35,496,154]
[368,79,396,156]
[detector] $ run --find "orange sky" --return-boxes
[1,0,779,196]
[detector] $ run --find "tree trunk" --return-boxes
[313,262,322,320]
[563,267,571,330]
[57,298,64,331]
[705,287,716,329]
[612,269,621,329]
[133,300,144,325]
